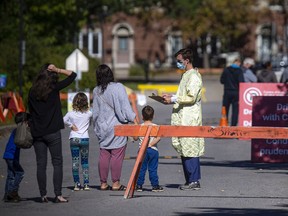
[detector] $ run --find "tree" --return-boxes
[0,0,93,103]
[166,0,261,67]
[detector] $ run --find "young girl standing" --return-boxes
[63,92,92,191]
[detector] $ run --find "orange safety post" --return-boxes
[124,125,154,199]
[219,106,228,126]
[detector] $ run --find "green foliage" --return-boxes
[129,64,145,77]
[0,1,90,102]
[182,0,260,51]
[0,0,269,102]
[25,0,88,45]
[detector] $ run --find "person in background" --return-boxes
[242,58,257,82]
[135,105,163,192]
[220,58,244,126]
[257,61,278,83]
[63,92,92,191]
[280,68,288,83]
[28,63,76,203]
[92,64,138,191]
[163,48,204,190]
[3,112,30,202]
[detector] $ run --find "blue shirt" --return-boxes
[3,129,20,160]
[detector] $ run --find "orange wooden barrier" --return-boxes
[123,126,155,198]
[115,125,288,139]
[114,125,288,199]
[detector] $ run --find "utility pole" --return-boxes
[100,5,108,64]
[18,0,25,97]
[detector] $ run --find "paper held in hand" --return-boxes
[148,95,169,105]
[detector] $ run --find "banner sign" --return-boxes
[239,83,288,127]
[0,74,7,88]
[251,96,288,163]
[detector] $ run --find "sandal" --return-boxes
[100,185,112,191]
[53,196,68,203]
[112,185,127,191]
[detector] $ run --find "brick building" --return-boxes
[79,1,288,78]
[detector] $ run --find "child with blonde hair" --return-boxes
[63,92,92,191]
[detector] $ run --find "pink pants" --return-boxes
[98,145,127,184]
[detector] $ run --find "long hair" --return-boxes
[72,92,89,112]
[96,64,114,93]
[31,63,59,101]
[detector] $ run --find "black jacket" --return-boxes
[28,72,77,137]
[220,65,244,91]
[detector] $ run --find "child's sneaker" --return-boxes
[136,185,143,192]
[84,184,90,191]
[152,185,164,192]
[5,191,20,202]
[74,183,81,191]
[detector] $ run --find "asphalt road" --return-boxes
[0,76,287,216]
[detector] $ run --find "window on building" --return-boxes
[260,25,272,62]
[79,29,102,58]
[118,36,128,51]
[92,33,99,54]
[171,35,183,57]
[170,35,183,65]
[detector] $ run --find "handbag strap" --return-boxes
[97,92,114,110]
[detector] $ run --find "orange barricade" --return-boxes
[114,125,288,199]
[0,92,26,122]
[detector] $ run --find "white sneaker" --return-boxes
[74,183,81,191]
[83,185,90,191]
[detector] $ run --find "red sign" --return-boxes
[239,83,288,127]
[251,96,288,163]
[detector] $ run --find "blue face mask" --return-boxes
[177,61,185,70]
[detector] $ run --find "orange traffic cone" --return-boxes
[219,106,228,126]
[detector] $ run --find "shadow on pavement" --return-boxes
[159,160,288,171]
[173,207,288,216]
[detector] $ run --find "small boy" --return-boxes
[135,105,163,192]
[3,112,30,202]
